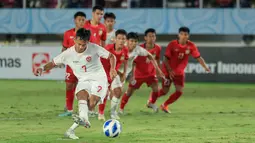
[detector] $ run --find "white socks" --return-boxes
[111,96,120,114]
[78,100,89,122]
[69,100,88,131]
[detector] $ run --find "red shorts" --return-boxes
[162,74,185,87]
[65,65,78,83]
[129,76,158,89]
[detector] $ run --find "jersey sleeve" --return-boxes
[164,42,173,59]
[53,49,69,65]
[101,26,107,41]
[96,44,110,59]
[62,31,69,48]
[137,46,148,56]
[156,46,161,60]
[191,44,201,58]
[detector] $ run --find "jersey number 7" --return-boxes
[82,65,87,72]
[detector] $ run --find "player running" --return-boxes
[98,29,128,121]
[84,5,106,47]
[158,27,210,113]
[104,12,116,45]
[34,28,117,139]
[119,32,165,114]
[59,11,86,117]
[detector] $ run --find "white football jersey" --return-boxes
[119,45,148,76]
[105,29,116,45]
[53,43,109,81]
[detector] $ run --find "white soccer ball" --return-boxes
[103,119,122,138]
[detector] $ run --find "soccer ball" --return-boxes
[103,119,122,138]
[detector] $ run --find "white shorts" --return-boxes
[111,75,123,90]
[75,80,108,104]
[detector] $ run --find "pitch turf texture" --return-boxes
[0,80,254,143]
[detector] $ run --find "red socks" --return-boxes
[163,91,183,106]
[149,92,159,104]
[66,88,75,111]
[98,95,108,115]
[120,93,130,110]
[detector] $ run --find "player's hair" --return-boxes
[74,11,86,19]
[93,5,104,12]
[104,12,116,20]
[179,26,190,34]
[115,29,127,37]
[127,32,139,40]
[144,28,156,36]
[76,28,91,41]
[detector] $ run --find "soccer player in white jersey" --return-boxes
[104,12,116,45]
[33,28,117,140]
[119,32,165,114]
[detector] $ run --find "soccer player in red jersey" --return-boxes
[59,11,86,117]
[158,27,210,113]
[99,29,128,120]
[119,31,165,114]
[84,5,107,47]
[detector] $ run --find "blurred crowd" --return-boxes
[0,0,255,8]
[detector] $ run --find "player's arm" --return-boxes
[197,57,210,72]
[146,53,165,78]
[97,45,117,78]
[34,51,67,76]
[191,45,210,72]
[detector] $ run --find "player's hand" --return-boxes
[34,68,43,76]
[158,70,165,79]
[110,68,117,80]
[205,67,210,73]
[120,73,126,83]
[168,69,175,80]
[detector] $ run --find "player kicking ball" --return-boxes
[119,32,165,114]
[34,28,117,139]
[157,27,210,113]
[99,29,129,120]
[59,11,86,117]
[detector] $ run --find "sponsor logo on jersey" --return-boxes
[32,53,50,74]
[185,47,190,54]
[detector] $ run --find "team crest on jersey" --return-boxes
[99,28,103,36]
[86,56,92,62]
[185,47,190,54]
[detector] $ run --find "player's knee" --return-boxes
[162,87,169,94]
[76,90,89,100]
[113,87,122,98]
[151,85,159,92]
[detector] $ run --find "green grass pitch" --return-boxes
[0,80,254,143]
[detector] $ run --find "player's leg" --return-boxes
[158,77,171,98]
[146,77,159,112]
[110,75,123,119]
[119,78,142,114]
[161,75,184,113]
[65,89,90,140]
[59,67,77,117]
[98,89,110,121]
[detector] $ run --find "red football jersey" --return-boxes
[63,28,76,48]
[101,44,129,79]
[163,40,200,76]
[133,44,161,78]
[84,20,107,46]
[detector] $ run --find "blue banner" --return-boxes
[1,9,255,34]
